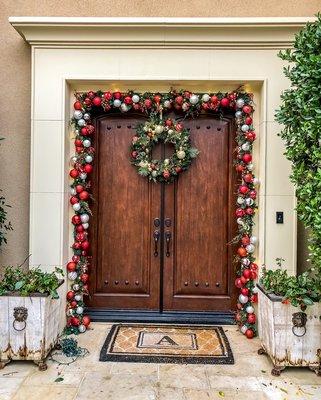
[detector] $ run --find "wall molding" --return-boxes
[9,16,315,49]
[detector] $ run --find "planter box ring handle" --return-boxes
[292,312,307,337]
[13,307,28,331]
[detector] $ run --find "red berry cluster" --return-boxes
[68,89,258,337]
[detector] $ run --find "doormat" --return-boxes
[99,324,234,364]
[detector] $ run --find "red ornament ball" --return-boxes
[84,164,93,174]
[124,96,132,105]
[66,290,74,301]
[69,169,79,179]
[80,127,89,136]
[220,97,230,108]
[237,247,247,257]
[76,225,84,233]
[72,255,80,263]
[81,241,90,251]
[103,91,112,100]
[84,97,91,106]
[81,273,89,283]
[243,269,251,279]
[163,171,170,179]
[246,131,256,142]
[245,116,253,125]
[241,287,249,296]
[165,119,173,127]
[79,191,89,201]
[74,101,82,110]
[247,314,256,324]
[113,91,122,99]
[144,98,152,108]
[243,105,252,114]
[249,190,257,199]
[239,185,249,195]
[235,278,243,288]
[82,315,91,327]
[243,173,253,183]
[154,94,162,103]
[87,91,96,99]
[72,215,81,225]
[175,95,184,105]
[70,196,79,205]
[250,263,258,271]
[242,154,252,164]
[71,317,80,326]
[245,329,254,339]
[175,123,183,132]
[246,207,254,215]
[67,262,77,272]
[241,235,251,246]
[76,185,84,193]
[236,208,245,218]
[92,96,102,107]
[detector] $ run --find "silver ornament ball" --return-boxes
[236,98,245,109]
[235,110,243,118]
[80,214,90,223]
[113,99,121,107]
[76,306,84,315]
[85,155,93,163]
[72,203,81,211]
[82,222,89,230]
[74,294,82,302]
[132,94,140,103]
[80,172,87,180]
[83,139,91,148]
[241,124,250,132]
[120,103,129,112]
[77,119,86,127]
[189,94,199,105]
[202,94,210,102]
[78,324,86,333]
[83,113,91,121]
[73,110,83,120]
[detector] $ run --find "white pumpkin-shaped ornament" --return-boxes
[80,172,87,180]
[155,125,164,134]
[72,284,80,291]
[163,100,171,108]
[237,197,245,205]
[242,258,250,266]
[246,244,255,253]
[70,187,77,196]
[120,103,129,112]
[177,148,186,160]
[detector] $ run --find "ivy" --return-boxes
[0,138,13,248]
[263,15,321,307]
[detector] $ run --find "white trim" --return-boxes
[9,16,315,49]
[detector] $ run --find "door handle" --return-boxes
[153,230,160,257]
[165,231,171,257]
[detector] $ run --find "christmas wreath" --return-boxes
[130,117,199,183]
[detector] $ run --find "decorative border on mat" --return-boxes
[99,324,234,365]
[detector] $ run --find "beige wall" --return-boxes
[1,1,320,268]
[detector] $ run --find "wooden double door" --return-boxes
[88,113,237,313]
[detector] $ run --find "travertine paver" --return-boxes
[0,323,320,400]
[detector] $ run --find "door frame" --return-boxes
[85,109,239,324]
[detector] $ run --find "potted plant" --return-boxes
[0,265,64,370]
[257,15,321,376]
[257,259,321,375]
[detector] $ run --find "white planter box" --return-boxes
[257,284,321,376]
[0,281,64,370]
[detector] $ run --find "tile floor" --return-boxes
[1,323,320,400]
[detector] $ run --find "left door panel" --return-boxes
[88,115,161,310]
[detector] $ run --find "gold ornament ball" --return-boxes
[177,150,186,159]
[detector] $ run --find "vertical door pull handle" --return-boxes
[153,230,160,257]
[165,231,171,257]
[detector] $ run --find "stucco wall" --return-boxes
[1,1,320,268]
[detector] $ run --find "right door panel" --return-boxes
[162,116,237,311]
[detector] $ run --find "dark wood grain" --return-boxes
[88,113,237,312]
